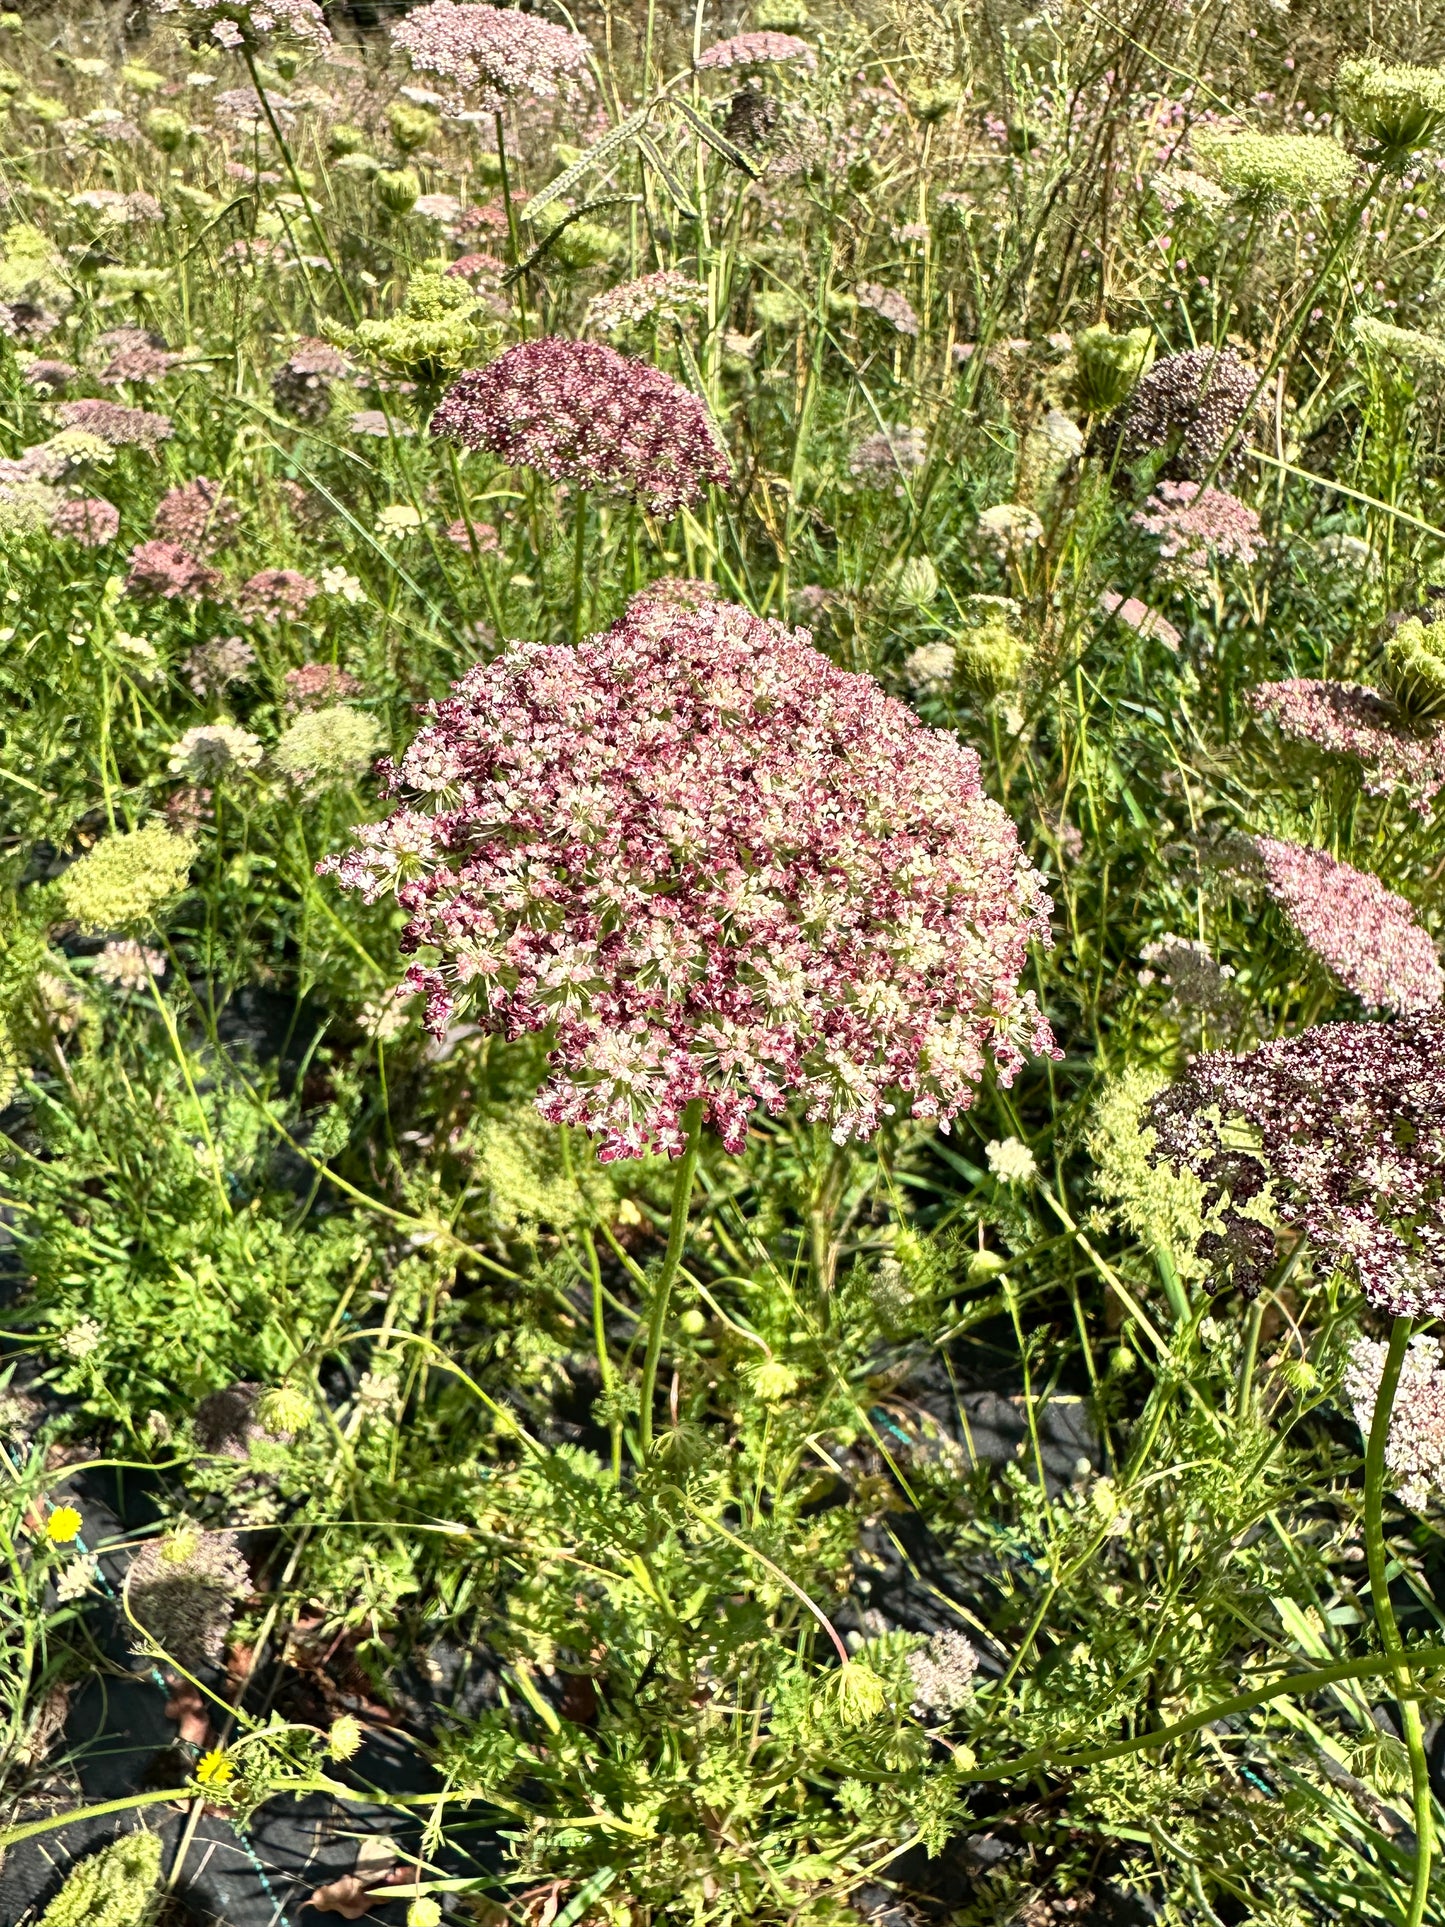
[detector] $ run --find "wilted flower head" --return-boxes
[324,593,1054,1160]
[271,337,352,423]
[153,0,331,53]
[1345,1333,1445,1510]
[1113,345,1259,481]
[1138,932,1239,1031]
[168,723,264,780]
[585,269,708,336]
[1134,480,1264,581]
[236,569,320,623]
[93,940,166,991]
[855,282,920,336]
[58,823,195,933]
[978,502,1043,554]
[273,704,385,789]
[1337,57,1445,157]
[285,662,364,709]
[1251,835,1442,1014]
[127,1526,249,1670]
[184,634,255,698]
[696,31,816,70]
[151,476,240,556]
[1192,130,1355,204]
[125,539,222,602]
[391,0,590,114]
[432,338,730,518]
[1099,590,1181,652]
[22,358,76,394]
[1148,1013,1445,1312]
[849,424,927,487]
[1249,678,1445,815]
[55,398,173,451]
[1018,408,1084,504]
[95,326,181,386]
[906,1629,978,1717]
[51,496,119,547]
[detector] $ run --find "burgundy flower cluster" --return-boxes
[1249,678,1445,815]
[95,327,180,387]
[1253,835,1442,1014]
[431,337,730,517]
[390,0,589,114]
[271,338,352,425]
[1114,344,1260,480]
[56,399,173,451]
[324,593,1055,1161]
[1148,1014,1445,1313]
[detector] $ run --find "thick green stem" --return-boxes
[637,1099,704,1455]
[495,112,528,339]
[1365,1314,1434,1927]
[1235,1297,1263,1419]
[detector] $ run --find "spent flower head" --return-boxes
[127,1527,249,1670]
[324,593,1054,1160]
[1113,345,1260,482]
[50,496,119,547]
[432,338,730,518]
[236,569,320,623]
[93,939,166,990]
[153,0,331,53]
[585,269,708,337]
[151,476,240,555]
[55,398,172,450]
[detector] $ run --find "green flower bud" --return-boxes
[329,121,367,156]
[143,107,189,153]
[388,100,437,154]
[375,167,421,215]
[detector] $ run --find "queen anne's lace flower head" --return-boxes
[153,0,331,53]
[168,723,264,780]
[1113,345,1259,481]
[324,594,1055,1161]
[1345,1333,1445,1510]
[1191,130,1355,204]
[151,476,240,556]
[431,337,730,517]
[391,1,590,115]
[585,269,708,337]
[51,496,119,547]
[1134,480,1264,582]
[1249,679,1445,815]
[235,569,319,623]
[126,539,221,602]
[855,283,920,336]
[1251,836,1442,1014]
[1148,1013,1445,1314]
[696,31,816,70]
[55,399,173,450]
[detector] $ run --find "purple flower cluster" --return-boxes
[431,338,730,517]
[95,328,180,386]
[51,497,119,547]
[1148,1014,1445,1314]
[236,569,320,623]
[856,282,921,336]
[23,359,76,394]
[391,0,590,114]
[696,31,816,70]
[1133,480,1264,581]
[154,0,331,54]
[151,477,240,556]
[56,399,173,451]
[324,593,1055,1161]
[1250,679,1445,815]
[125,539,222,601]
[1099,589,1181,652]
[1254,836,1442,1014]
[1115,344,1260,480]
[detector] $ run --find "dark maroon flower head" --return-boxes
[431,337,731,518]
[1148,1014,1445,1315]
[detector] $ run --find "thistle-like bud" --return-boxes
[834,1657,888,1727]
[1383,614,1445,720]
[143,107,189,153]
[375,167,421,216]
[327,1713,364,1761]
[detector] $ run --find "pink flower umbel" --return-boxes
[1345,1333,1445,1511]
[1133,480,1264,582]
[235,569,319,623]
[431,338,730,517]
[391,0,589,114]
[56,399,173,452]
[696,31,817,70]
[1148,1014,1445,1315]
[151,477,240,556]
[51,497,119,547]
[323,594,1055,1161]
[125,540,221,601]
[1253,836,1442,1014]
[1250,678,1445,815]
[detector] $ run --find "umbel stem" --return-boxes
[637,1099,704,1455]
[1364,1314,1435,1927]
